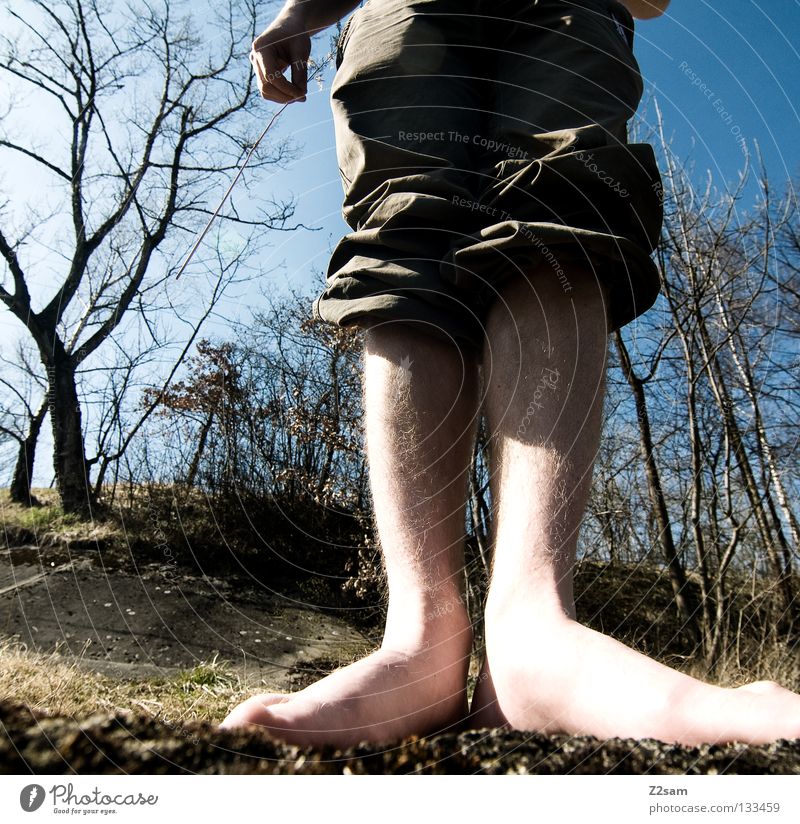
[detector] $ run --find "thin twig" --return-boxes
[175,62,326,281]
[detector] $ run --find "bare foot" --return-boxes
[220,630,472,748]
[471,606,800,745]
[467,657,510,730]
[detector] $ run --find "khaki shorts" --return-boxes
[313,0,663,350]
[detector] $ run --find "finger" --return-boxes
[251,51,295,103]
[289,51,308,98]
[260,49,306,100]
[253,63,289,103]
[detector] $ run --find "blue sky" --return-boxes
[5,0,799,331]
[3,0,800,484]
[249,0,800,322]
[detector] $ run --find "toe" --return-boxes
[737,680,783,696]
[218,692,291,730]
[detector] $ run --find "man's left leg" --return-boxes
[470,266,800,745]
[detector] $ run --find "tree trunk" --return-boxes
[696,319,795,619]
[185,409,215,489]
[614,332,699,640]
[48,348,92,518]
[687,381,719,667]
[8,399,47,506]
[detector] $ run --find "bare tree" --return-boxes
[613,329,699,637]
[656,125,796,623]
[0,343,48,504]
[0,0,296,516]
[581,109,799,658]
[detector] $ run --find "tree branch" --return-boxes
[0,140,72,181]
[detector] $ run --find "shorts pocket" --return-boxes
[335,15,355,70]
[336,3,371,70]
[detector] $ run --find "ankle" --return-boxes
[382,594,473,659]
[484,589,576,630]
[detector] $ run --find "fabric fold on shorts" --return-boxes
[314,0,665,350]
[315,126,663,346]
[441,126,664,334]
[314,160,489,347]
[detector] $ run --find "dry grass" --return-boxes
[3,632,797,733]
[0,639,248,727]
[0,488,119,544]
[682,638,800,691]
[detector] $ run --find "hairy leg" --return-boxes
[221,323,480,747]
[469,268,800,745]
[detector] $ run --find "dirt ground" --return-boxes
[0,542,372,692]
[2,541,799,775]
[3,699,799,775]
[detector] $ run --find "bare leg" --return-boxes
[221,323,480,747]
[469,267,800,745]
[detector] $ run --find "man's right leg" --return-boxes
[221,323,480,747]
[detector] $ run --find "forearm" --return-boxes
[618,0,671,19]
[277,0,363,34]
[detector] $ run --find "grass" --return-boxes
[2,630,798,736]
[12,507,83,536]
[1,485,370,600]
[0,639,248,727]
[1,487,119,543]
[682,635,800,691]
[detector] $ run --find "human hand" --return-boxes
[618,0,671,19]
[250,9,311,103]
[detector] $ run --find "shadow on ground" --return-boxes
[0,544,372,690]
